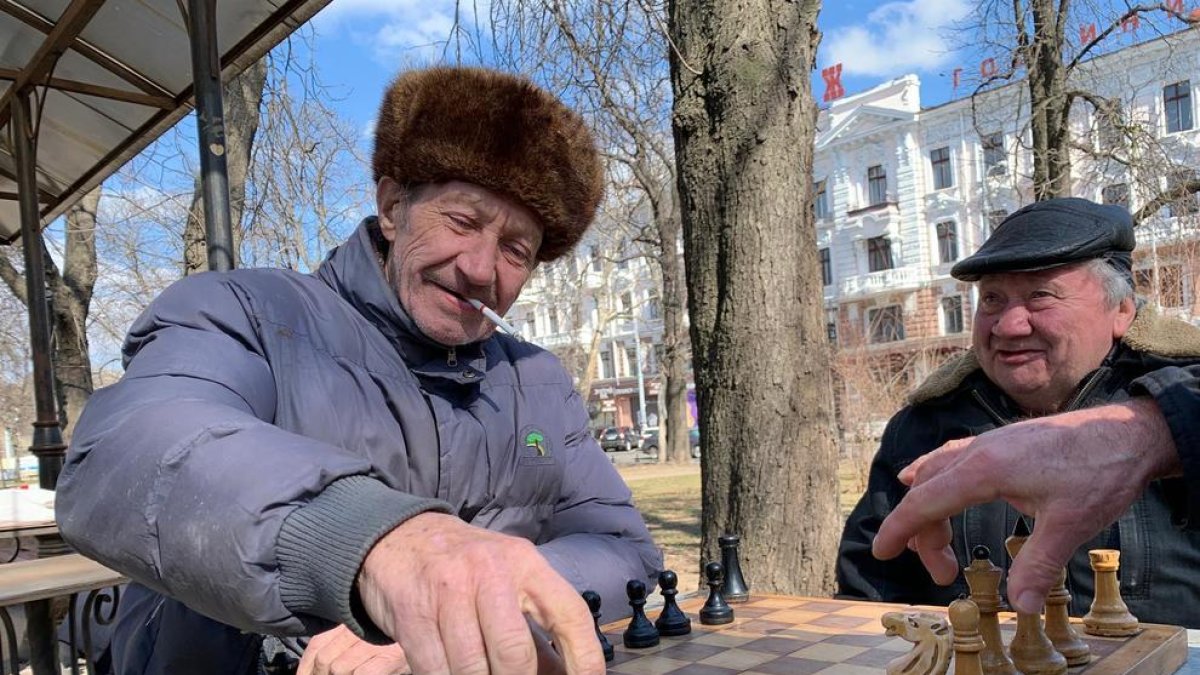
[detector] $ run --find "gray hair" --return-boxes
[1083,258,1134,309]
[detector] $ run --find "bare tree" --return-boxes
[670,0,840,593]
[490,0,694,464]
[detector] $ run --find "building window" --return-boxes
[599,349,613,379]
[1169,171,1200,217]
[930,147,953,190]
[942,296,964,334]
[548,307,559,334]
[1102,183,1130,207]
[936,221,959,264]
[982,133,1006,176]
[626,345,639,376]
[819,247,832,286]
[987,209,1009,235]
[1164,80,1193,133]
[646,294,661,320]
[590,246,602,272]
[1097,107,1124,152]
[826,321,838,344]
[867,165,888,206]
[868,305,905,343]
[814,179,830,220]
[620,291,634,315]
[867,236,894,272]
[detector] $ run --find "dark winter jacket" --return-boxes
[55,219,661,670]
[837,307,1200,628]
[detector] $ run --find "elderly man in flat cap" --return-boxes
[838,197,1200,628]
[56,66,659,674]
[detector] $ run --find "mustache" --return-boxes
[427,276,497,307]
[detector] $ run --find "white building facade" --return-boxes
[817,28,1200,363]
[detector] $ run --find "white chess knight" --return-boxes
[881,611,953,675]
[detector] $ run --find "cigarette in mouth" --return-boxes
[466,298,524,341]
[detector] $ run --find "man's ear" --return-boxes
[1112,295,1137,339]
[376,177,403,242]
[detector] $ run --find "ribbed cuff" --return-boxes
[277,476,452,642]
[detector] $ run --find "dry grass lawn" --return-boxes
[618,460,868,595]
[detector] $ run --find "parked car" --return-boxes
[598,426,637,452]
[639,427,701,459]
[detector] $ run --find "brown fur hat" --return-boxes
[372,66,604,262]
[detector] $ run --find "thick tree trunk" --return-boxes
[1027,0,1072,199]
[669,0,839,593]
[184,58,269,273]
[0,188,100,440]
[50,188,100,438]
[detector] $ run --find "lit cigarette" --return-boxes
[467,298,524,341]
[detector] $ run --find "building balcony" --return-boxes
[839,266,928,299]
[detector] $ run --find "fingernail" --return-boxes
[1014,591,1041,614]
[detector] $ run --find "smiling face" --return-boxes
[377,178,542,346]
[973,262,1135,415]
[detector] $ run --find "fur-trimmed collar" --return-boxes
[908,305,1200,405]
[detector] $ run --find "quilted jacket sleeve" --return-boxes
[56,273,448,638]
[1132,365,1200,529]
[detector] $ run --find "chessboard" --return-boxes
[599,595,1188,674]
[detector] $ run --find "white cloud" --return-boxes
[823,0,971,77]
[314,0,489,65]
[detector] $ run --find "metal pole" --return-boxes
[12,91,65,491]
[634,316,646,429]
[186,0,234,272]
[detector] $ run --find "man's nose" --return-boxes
[992,304,1032,337]
[456,239,498,288]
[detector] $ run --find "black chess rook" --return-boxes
[699,561,734,625]
[719,533,750,603]
[655,570,692,636]
[582,590,614,662]
[623,579,660,648]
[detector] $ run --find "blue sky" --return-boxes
[300,0,980,133]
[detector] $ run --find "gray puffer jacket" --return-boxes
[56,219,661,646]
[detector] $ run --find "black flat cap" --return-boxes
[951,198,1136,281]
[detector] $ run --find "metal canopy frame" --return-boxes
[2,0,330,487]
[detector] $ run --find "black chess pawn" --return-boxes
[582,590,614,662]
[699,562,734,625]
[654,570,692,636]
[623,579,660,648]
[719,533,750,602]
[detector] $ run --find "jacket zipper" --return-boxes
[447,347,457,367]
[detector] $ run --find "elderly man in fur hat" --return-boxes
[838,197,1200,629]
[56,67,659,674]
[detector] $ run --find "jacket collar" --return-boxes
[909,304,1200,406]
[313,217,488,382]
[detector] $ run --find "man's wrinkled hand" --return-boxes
[872,399,1178,615]
[298,624,409,675]
[358,512,605,675]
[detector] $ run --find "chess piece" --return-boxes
[719,533,750,603]
[1005,527,1067,675]
[881,610,952,675]
[949,597,984,675]
[963,545,1016,675]
[699,562,734,625]
[622,579,660,648]
[1044,565,1090,665]
[582,590,614,662]
[654,570,692,636]
[1082,549,1139,637]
